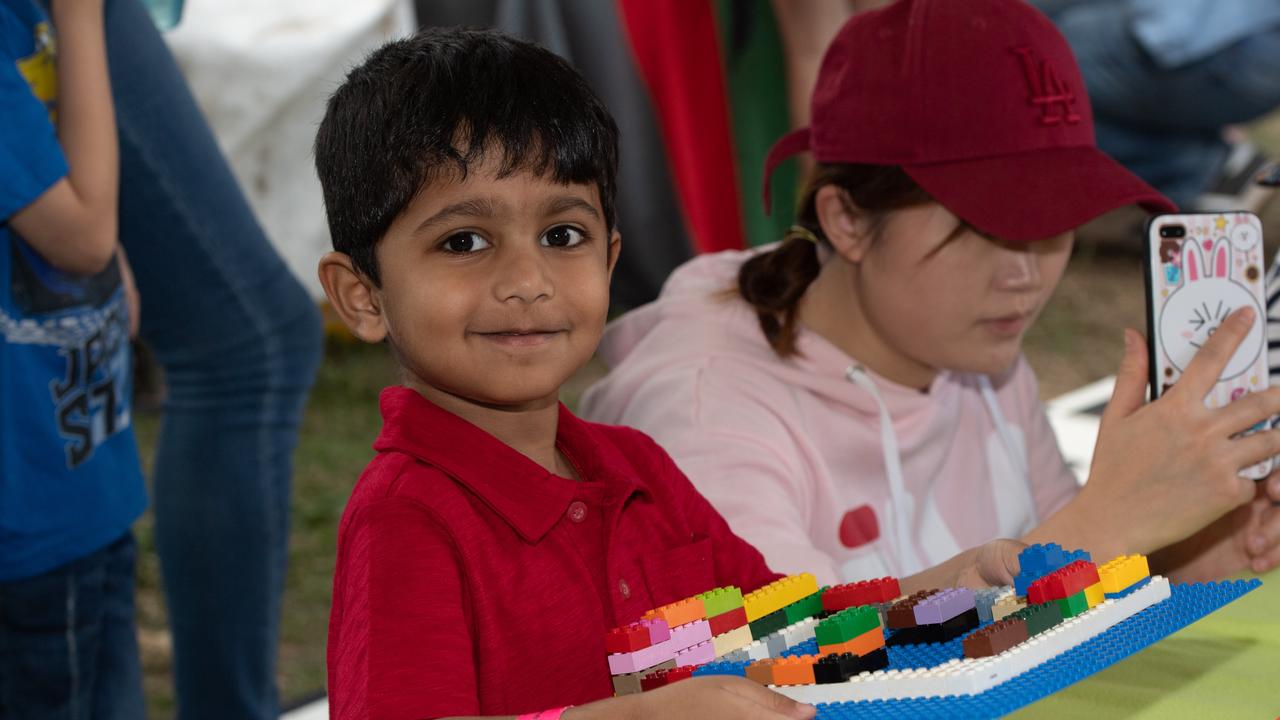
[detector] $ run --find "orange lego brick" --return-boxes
[818,625,885,657]
[745,658,777,686]
[771,655,818,686]
[643,597,706,628]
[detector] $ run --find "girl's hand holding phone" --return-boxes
[1080,307,1280,560]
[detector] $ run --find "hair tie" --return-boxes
[784,224,821,245]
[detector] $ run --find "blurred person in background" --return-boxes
[1,0,147,714]
[102,0,323,716]
[1034,0,1280,213]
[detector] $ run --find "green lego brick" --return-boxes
[698,586,745,618]
[814,605,880,646]
[1012,601,1064,637]
[749,608,787,640]
[782,592,824,625]
[1057,590,1088,618]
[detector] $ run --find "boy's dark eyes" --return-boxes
[541,225,586,248]
[438,225,587,254]
[442,231,490,253]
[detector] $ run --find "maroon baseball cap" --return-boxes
[763,0,1176,242]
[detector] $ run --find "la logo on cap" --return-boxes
[1011,45,1080,127]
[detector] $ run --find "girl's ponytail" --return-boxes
[736,163,932,358]
[737,228,822,357]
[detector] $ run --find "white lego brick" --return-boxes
[781,616,819,648]
[772,576,1171,703]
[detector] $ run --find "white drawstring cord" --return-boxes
[844,365,925,576]
[843,368,1035,576]
[978,375,1038,525]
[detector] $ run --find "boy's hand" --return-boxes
[1079,309,1280,558]
[567,677,815,720]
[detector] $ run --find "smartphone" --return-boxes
[1142,211,1272,480]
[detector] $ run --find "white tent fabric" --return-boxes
[164,0,416,299]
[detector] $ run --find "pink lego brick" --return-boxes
[668,619,712,652]
[674,639,716,667]
[607,638,675,675]
[913,588,975,626]
[642,617,671,645]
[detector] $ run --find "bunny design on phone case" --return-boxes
[1158,237,1265,407]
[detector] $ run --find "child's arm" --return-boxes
[8,0,119,275]
[438,676,816,720]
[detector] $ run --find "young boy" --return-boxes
[316,26,1027,718]
[315,28,823,720]
[0,0,146,715]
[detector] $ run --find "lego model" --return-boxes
[601,544,1261,717]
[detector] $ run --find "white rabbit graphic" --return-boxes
[1159,238,1263,381]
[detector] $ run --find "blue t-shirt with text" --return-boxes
[0,0,146,581]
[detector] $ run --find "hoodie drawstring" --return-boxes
[845,365,925,576]
[844,366,1033,577]
[978,375,1039,526]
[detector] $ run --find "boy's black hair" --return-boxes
[314,28,620,285]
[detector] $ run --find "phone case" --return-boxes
[1143,211,1271,479]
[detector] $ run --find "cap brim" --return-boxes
[903,146,1177,242]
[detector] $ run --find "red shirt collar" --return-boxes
[372,386,649,543]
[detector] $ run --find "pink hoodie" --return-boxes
[580,249,1079,586]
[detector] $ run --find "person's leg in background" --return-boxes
[102,0,324,717]
[1048,2,1280,208]
[0,534,145,720]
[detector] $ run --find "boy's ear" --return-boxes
[815,185,875,263]
[606,230,622,281]
[317,252,388,343]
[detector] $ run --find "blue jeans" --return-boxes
[1047,3,1280,206]
[102,0,325,717]
[0,533,144,720]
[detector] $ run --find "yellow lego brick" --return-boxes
[1098,554,1150,595]
[743,574,820,622]
[1084,581,1104,609]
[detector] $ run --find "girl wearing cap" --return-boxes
[581,0,1280,588]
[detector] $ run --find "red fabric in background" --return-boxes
[617,0,746,253]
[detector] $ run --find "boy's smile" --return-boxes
[323,153,620,412]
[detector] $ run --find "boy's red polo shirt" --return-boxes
[328,387,780,719]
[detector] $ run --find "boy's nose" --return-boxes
[994,248,1040,291]
[494,247,554,303]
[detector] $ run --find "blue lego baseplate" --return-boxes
[810,579,1259,718]
[691,579,1259,715]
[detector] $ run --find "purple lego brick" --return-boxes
[674,639,716,667]
[669,619,712,652]
[608,637,675,675]
[642,617,671,645]
[913,588,975,625]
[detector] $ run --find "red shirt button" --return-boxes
[567,501,587,523]
[618,578,631,598]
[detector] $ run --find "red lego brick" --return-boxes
[605,623,652,654]
[821,577,902,612]
[1026,560,1099,604]
[707,606,748,636]
[639,665,695,691]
